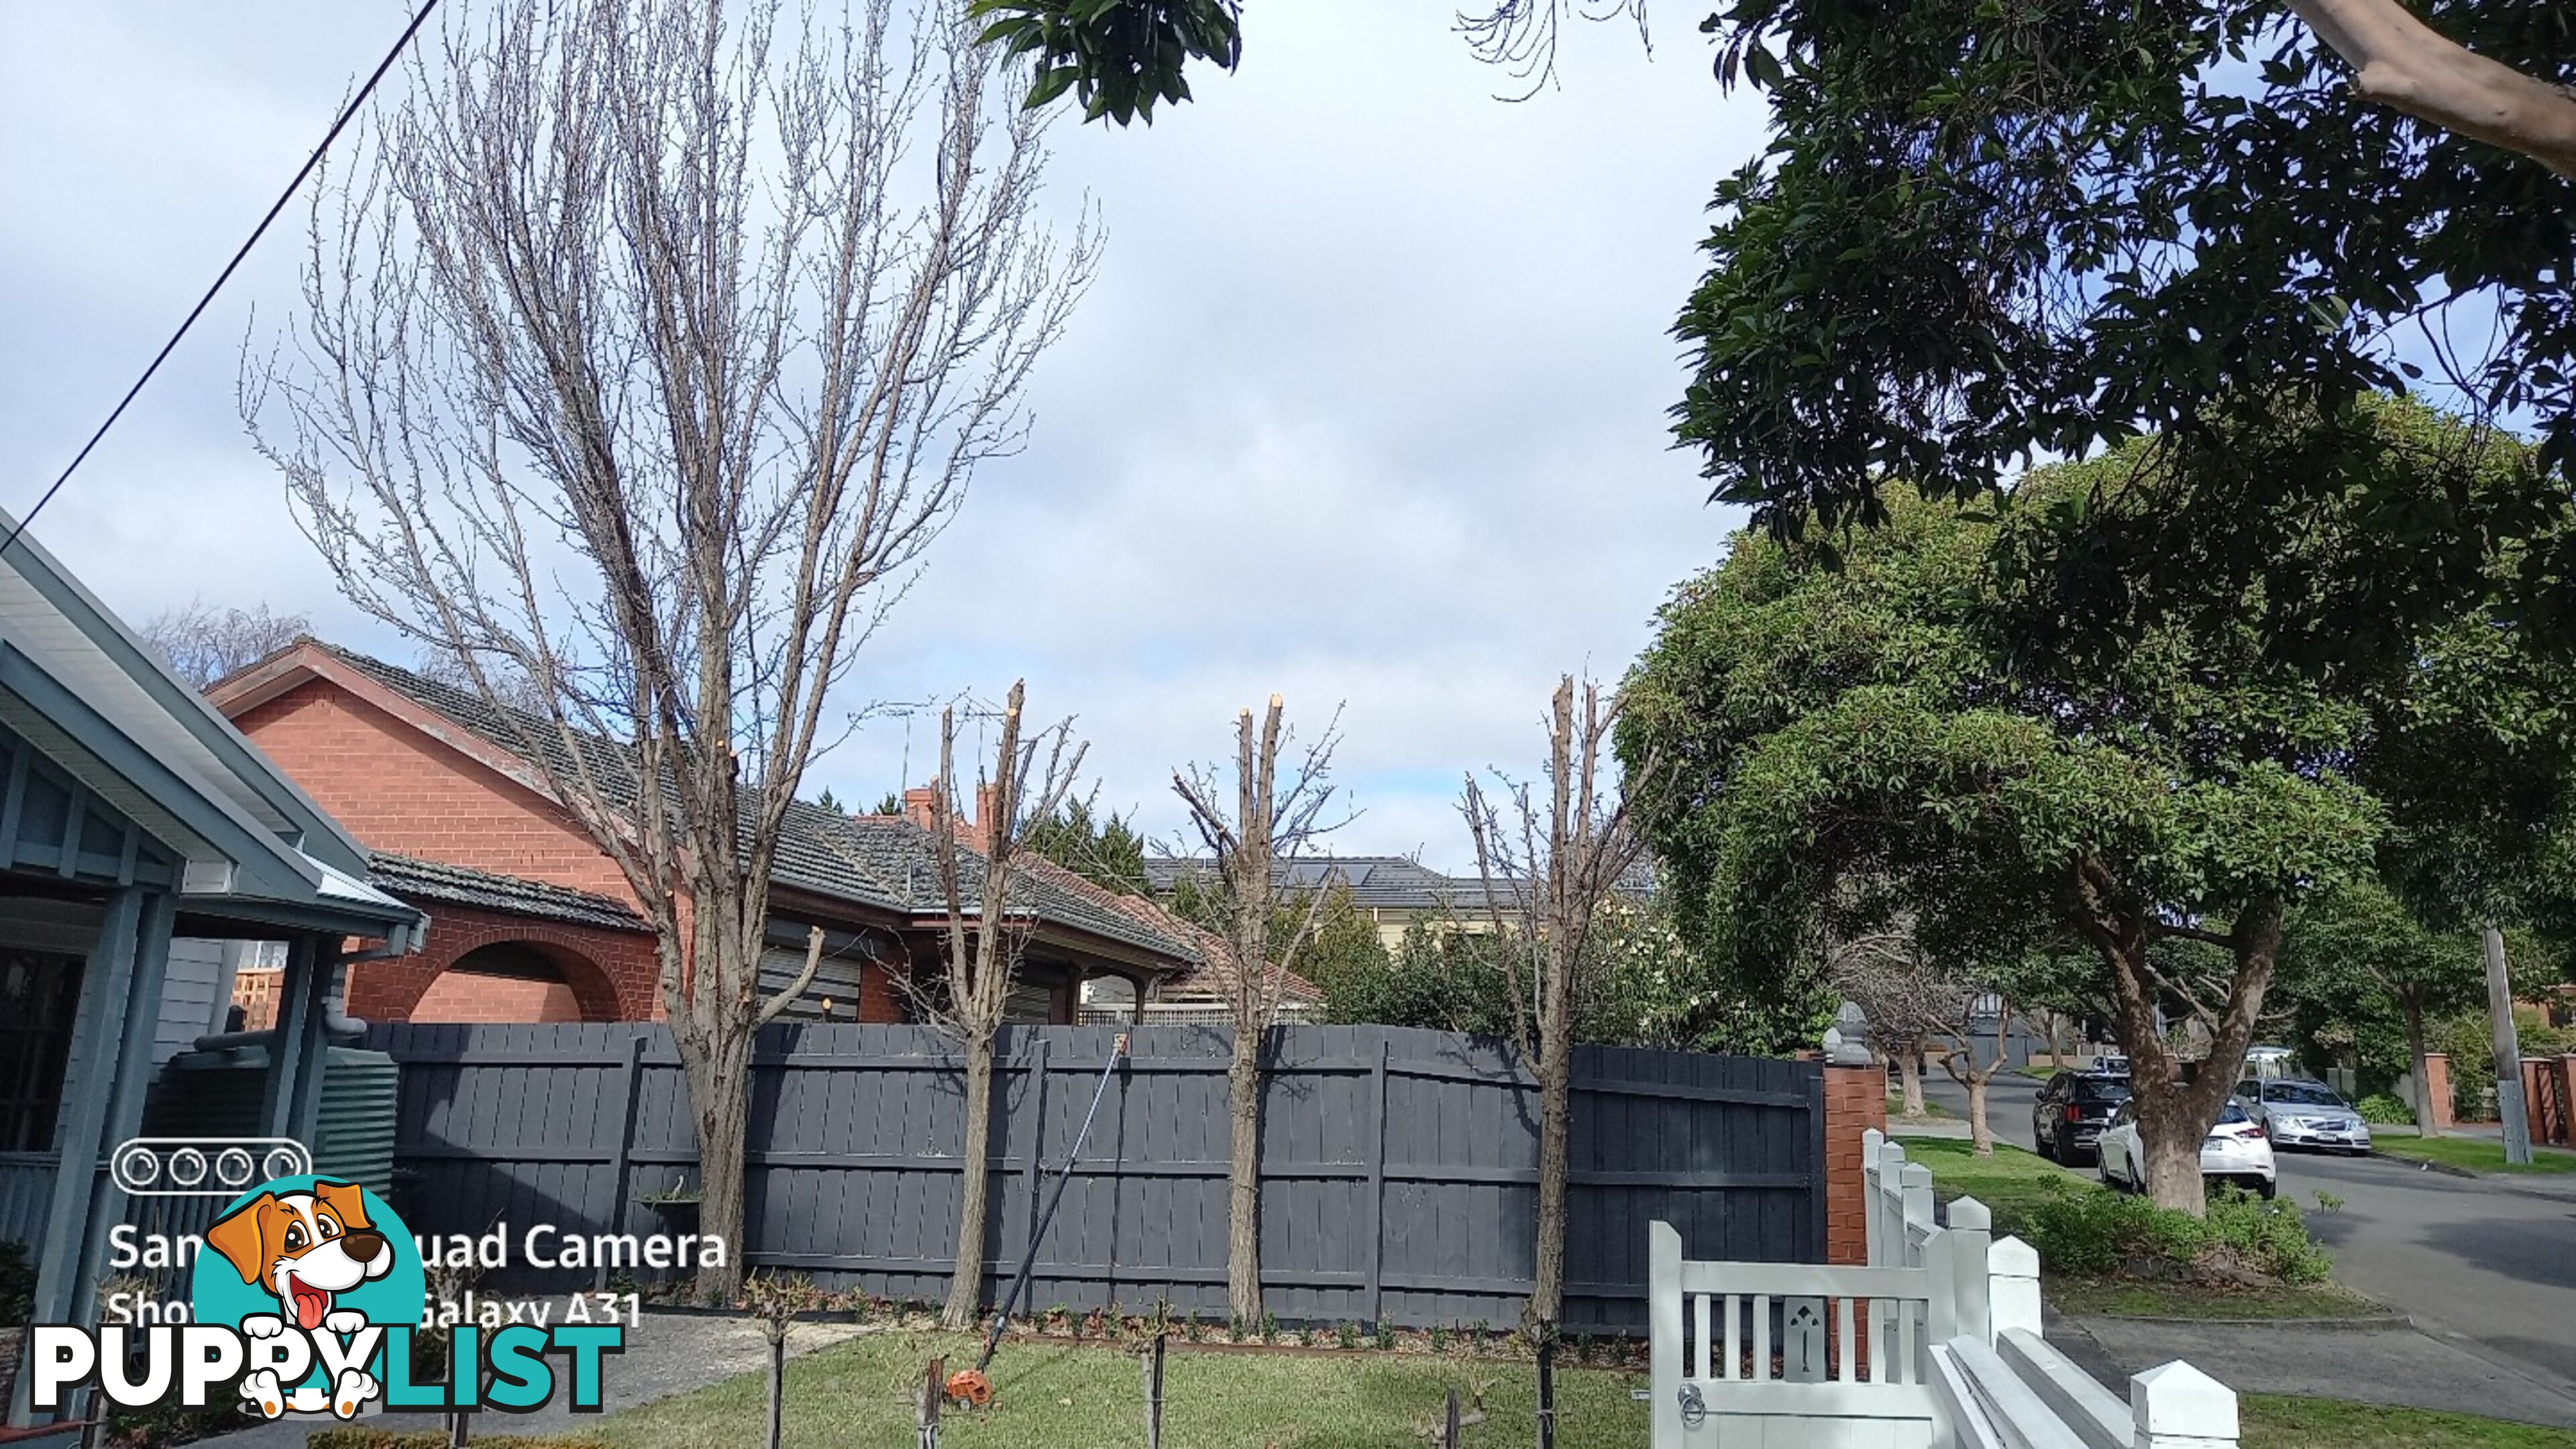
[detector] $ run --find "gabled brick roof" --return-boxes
[302,643,1196,965]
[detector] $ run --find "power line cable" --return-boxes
[1,0,439,561]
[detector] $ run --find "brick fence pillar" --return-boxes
[2421,1053,2454,1132]
[1821,1066,1887,1265]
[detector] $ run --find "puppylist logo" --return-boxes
[29,1146,625,1423]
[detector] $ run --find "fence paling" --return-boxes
[370,1022,1827,1332]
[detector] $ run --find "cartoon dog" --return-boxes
[203,1179,391,1418]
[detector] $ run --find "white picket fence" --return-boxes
[1648,1128,2239,1448]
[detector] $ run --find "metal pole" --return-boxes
[1143,1332,1166,1449]
[448,1409,470,1447]
[1537,1336,1556,1449]
[1444,1387,1461,1449]
[2485,924,2533,1165]
[979,1034,1127,1373]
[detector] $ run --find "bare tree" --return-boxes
[1171,696,1342,1328]
[1827,922,1945,1122]
[246,0,1093,1299]
[138,600,309,688]
[1830,918,2013,1153]
[1461,675,1652,1336]
[910,684,1085,1330]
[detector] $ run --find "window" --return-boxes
[2263,1082,2343,1108]
[0,949,85,1153]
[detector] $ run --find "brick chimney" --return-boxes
[902,785,941,834]
[973,783,1003,854]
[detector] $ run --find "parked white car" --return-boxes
[2235,1077,2372,1155]
[2096,1096,2277,1199]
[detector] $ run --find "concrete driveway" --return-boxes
[1919,1068,2576,1406]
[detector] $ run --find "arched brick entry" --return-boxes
[347,902,660,1023]
[412,941,613,1023]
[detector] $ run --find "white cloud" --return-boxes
[0,0,1762,873]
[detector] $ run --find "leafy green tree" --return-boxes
[2275,881,2488,1133]
[1678,2,2576,632]
[1621,442,2431,1212]
[1026,798,1152,895]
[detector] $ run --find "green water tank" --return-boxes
[142,1044,400,1197]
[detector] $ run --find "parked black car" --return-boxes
[2033,1070,2132,1165]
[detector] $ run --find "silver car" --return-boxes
[2235,1077,2372,1155]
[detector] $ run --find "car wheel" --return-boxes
[2036,1127,2056,1163]
[2255,1177,2277,1201]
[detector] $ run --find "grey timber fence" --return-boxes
[364,1022,1827,1334]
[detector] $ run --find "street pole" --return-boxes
[2484,923,2532,1167]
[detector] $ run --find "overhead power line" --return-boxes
[1,0,439,562]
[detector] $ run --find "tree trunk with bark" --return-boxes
[944,1031,1000,1328]
[1225,1034,1266,1328]
[2080,863,2284,1216]
[1175,696,1343,1332]
[1966,1075,1992,1154]
[681,1023,754,1300]
[2402,994,2440,1138]
[1896,1053,1926,1118]
[1530,1003,1575,1325]
[1462,676,1650,1338]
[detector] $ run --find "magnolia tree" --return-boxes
[250,0,1093,1297]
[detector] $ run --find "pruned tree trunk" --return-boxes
[1530,1001,1574,1324]
[916,686,1087,1331]
[1175,696,1344,1331]
[1896,1052,1926,1118]
[1225,1033,1265,1327]
[1463,676,1652,1337]
[681,1024,755,1298]
[1966,1076,1992,1155]
[945,1030,1000,1328]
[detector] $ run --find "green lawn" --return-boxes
[593,1330,1648,1449]
[2373,1134,2576,1175]
[508,1321,2576,1449]
[2243,1393,2576,1447]
[1887,1093,1955,1120]
[2047,1279,2387,1320]
[1888,1132,2094,1233]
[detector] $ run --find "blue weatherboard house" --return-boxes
[0,515,425,1428]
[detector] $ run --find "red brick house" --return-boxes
[207,641,1198,1026]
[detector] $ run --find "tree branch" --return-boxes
[2289,0,2576,179]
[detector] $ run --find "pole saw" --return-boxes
[946,1031,1128,1407]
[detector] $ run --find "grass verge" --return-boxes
[1892,1133,2355,1320]
[2373,1134,2576,1175]
[2243,1393,2576,1447]
[1890,1133,2092,1233]
[2047,1279,2388,1320]
[592,1330,1649,1448]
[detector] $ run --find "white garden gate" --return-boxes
[1649,1130,2240,1449]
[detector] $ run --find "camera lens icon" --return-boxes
[111,1138,312,1195]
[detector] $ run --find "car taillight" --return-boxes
[2065,1105,2084,1122]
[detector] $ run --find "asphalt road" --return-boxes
[1919,1069,2576,1399]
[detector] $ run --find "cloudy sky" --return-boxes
[0,2,1766,870]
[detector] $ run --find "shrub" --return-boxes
[2015,1178,2330,1286]
[2355,1092,2414,1125]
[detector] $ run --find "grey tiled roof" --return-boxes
[319,645,1194,964]
[1144,855,1486,912]
[1144,853,1656,913]
[368,853,647,932]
